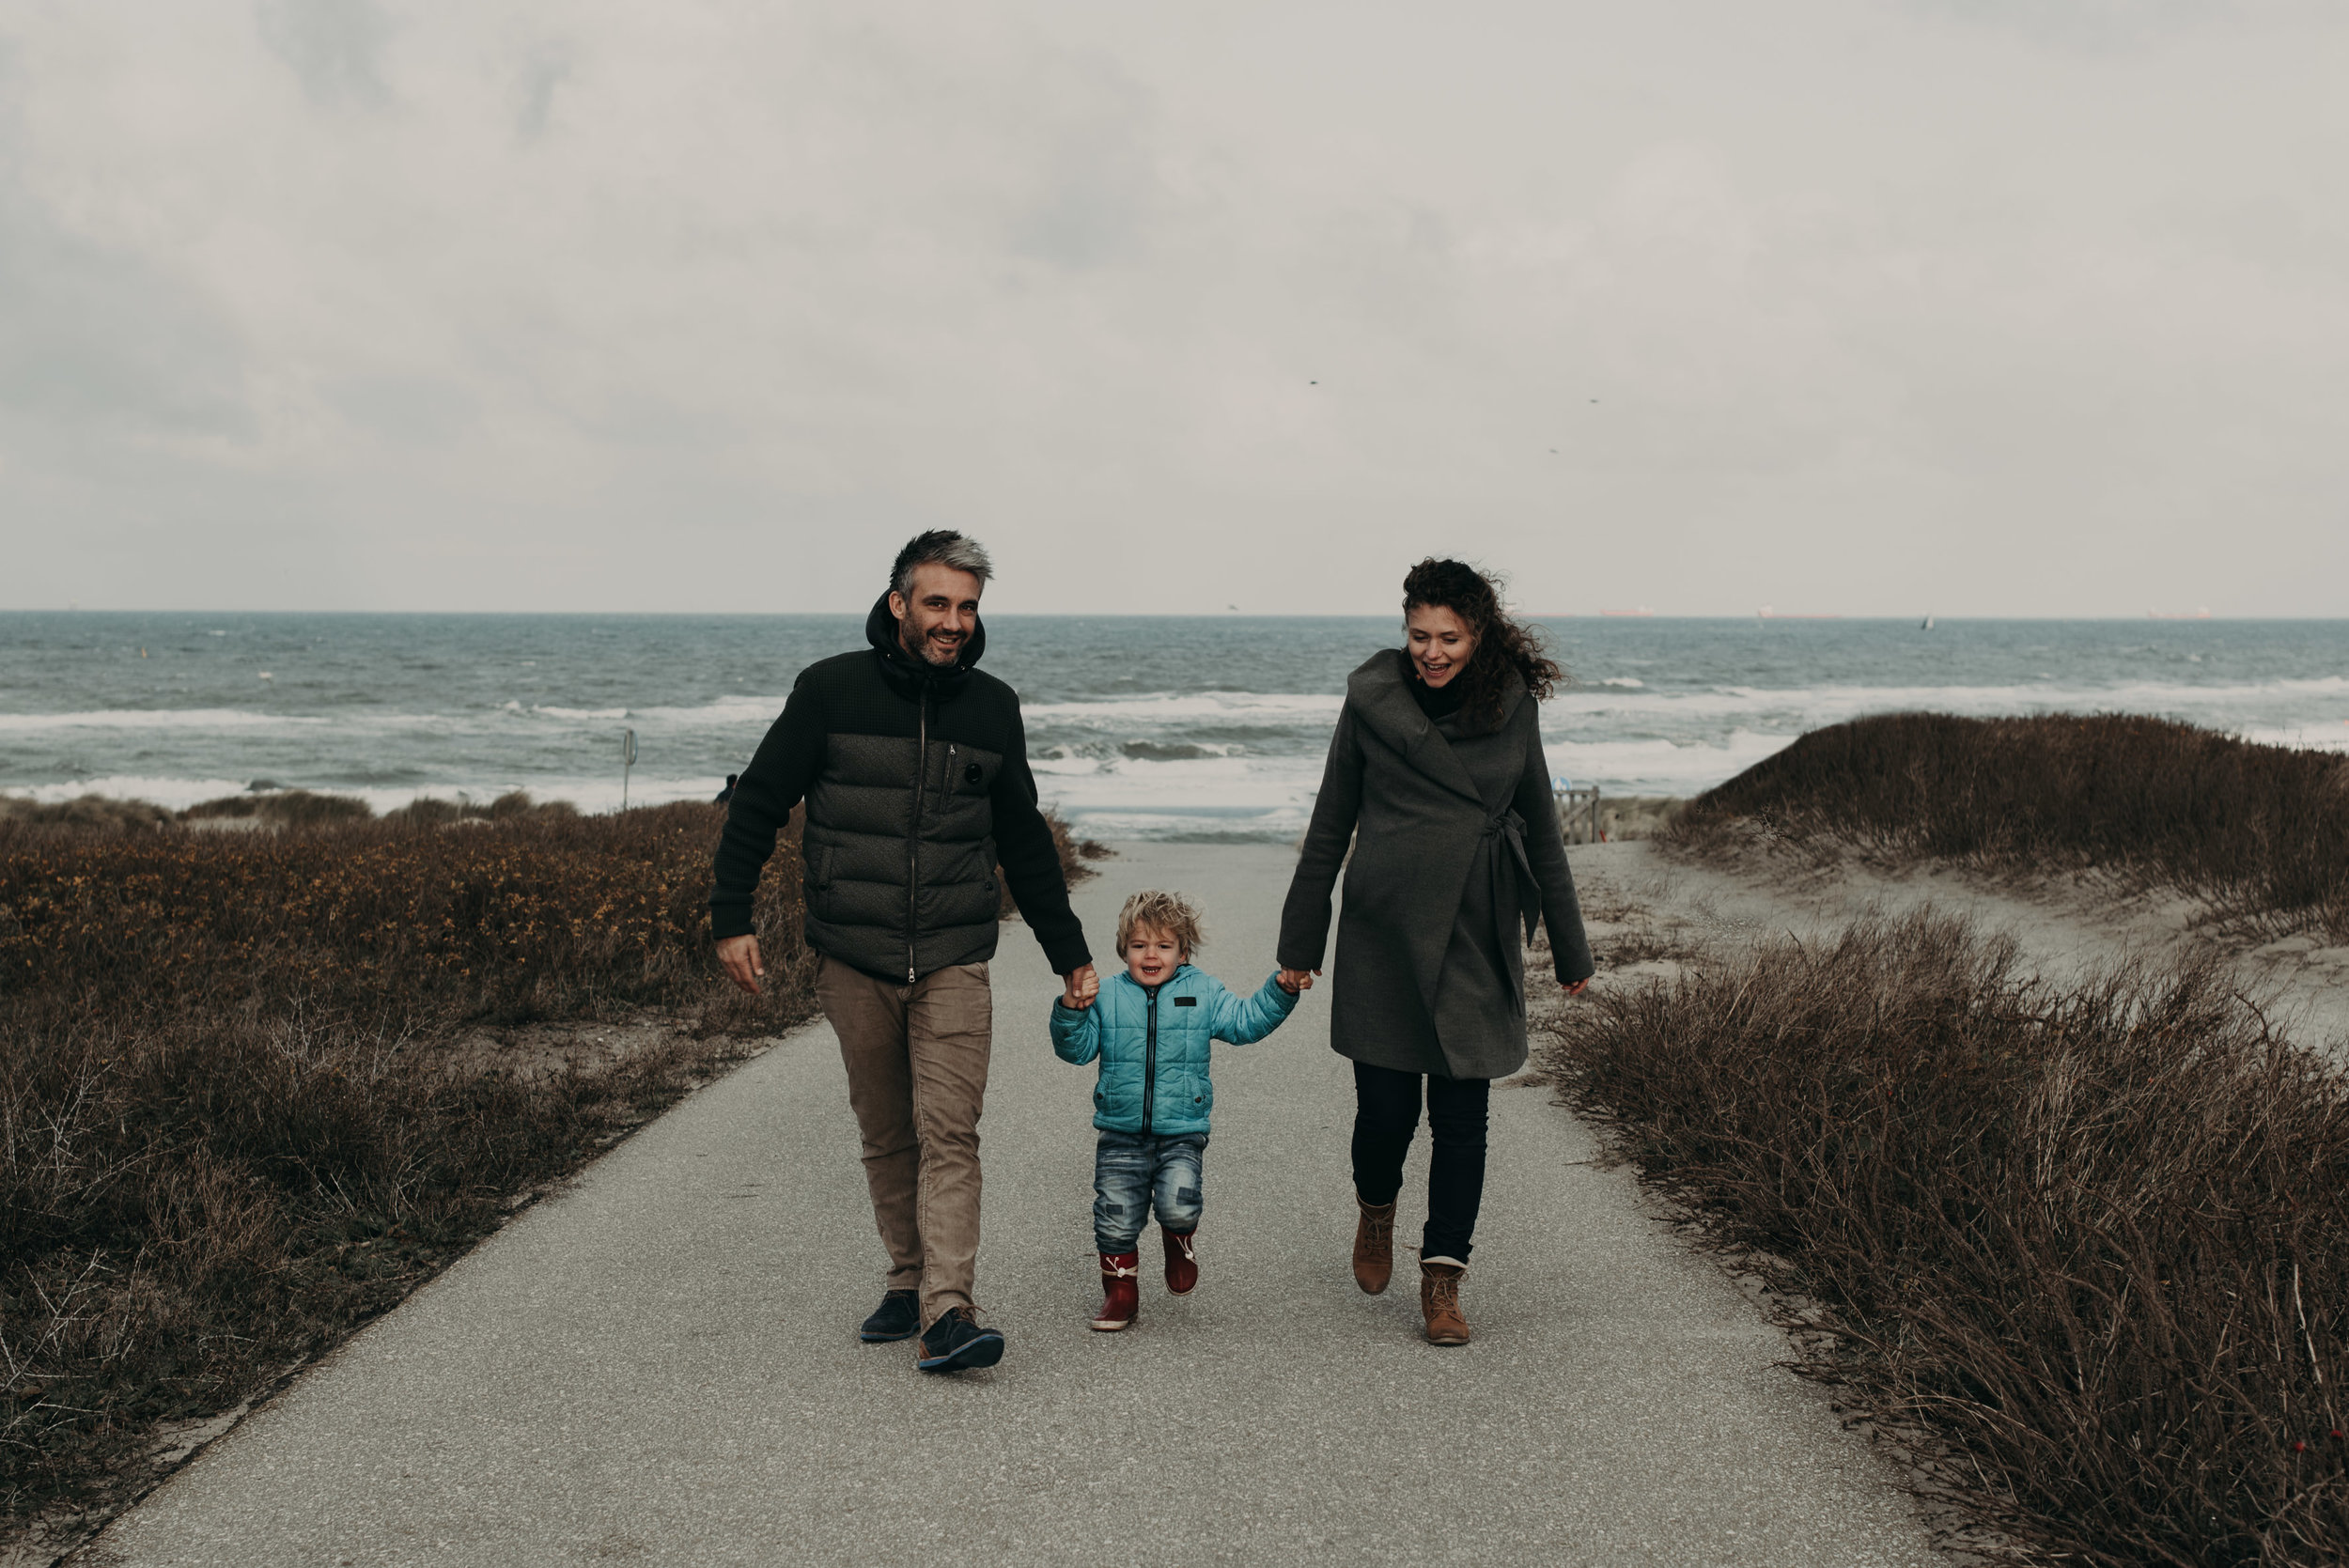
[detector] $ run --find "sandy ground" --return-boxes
[1567,840,2349,1059]
[77,840,1947,1568]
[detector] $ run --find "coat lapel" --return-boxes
[1345,651,1501,807]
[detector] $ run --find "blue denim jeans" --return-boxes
[1092,1130,1207,1253]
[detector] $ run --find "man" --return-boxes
[711,531,1097,1374]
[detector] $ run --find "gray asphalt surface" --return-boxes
[90,842,1938,1567]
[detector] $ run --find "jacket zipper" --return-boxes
[907,689,928,984]
[1142,987,1159,1134]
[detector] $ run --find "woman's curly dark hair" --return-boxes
[1401,558,1563,733]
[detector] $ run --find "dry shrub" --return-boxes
[1545,912,2349,1565]
[0,797,175,833]
[384,790,579,826]
[1669,713,2349,939]
[0,801,815,1527]
[181,790,376,827]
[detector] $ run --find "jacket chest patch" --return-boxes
[964,762,983,784]
[1174,996,1197,1006]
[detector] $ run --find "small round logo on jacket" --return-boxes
[965,763,983,784]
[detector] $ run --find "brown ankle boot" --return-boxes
[1092,1251,1139,1332]
[1352,1199,1396,1295]
[1420,1258,1470,1345]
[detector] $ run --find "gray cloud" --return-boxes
[1,2,2345,615]
[0,49,250,441]
[327,373,477,444]
[256,0,392,108]
[515,40,570,143]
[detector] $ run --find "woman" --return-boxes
[1277,558,1594,1345]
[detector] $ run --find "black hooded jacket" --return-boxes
[709,596,1091,983]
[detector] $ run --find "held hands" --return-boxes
[1060,963,1100,1009]
[1276,968,1318,995]
[716,934,764,997]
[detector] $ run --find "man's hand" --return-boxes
[1061,964,1099,1009]
[717,934,764,996]
[1276,968,1318,994]
[1562,978,1590,998]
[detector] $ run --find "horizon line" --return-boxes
[5,607,2347,623]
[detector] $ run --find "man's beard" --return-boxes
[901,623,964,668]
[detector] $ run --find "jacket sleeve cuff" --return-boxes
[709,903,755,940]
[1042,935,1094,975]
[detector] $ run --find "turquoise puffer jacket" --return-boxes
[1050,965,1297,1136]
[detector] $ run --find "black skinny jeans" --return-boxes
[1350,1061,1490,1264]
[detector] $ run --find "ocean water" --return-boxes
[4,612,2346,842]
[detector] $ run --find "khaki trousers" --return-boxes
[816,955,994,1327]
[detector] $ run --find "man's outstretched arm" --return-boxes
[710,677,826,993]
[988,706,1093,983]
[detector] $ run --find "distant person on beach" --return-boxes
[1050,889,1299,1332]
[709,530,1097,1375]
[1278,558,1594,1345]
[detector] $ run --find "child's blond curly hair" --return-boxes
[1115,890,1205,959]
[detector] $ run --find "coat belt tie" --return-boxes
[1482,805,1544,956]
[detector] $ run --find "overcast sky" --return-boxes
[4,1,2346,616]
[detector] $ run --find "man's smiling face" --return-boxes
[890,562,983,668]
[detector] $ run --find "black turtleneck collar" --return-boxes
[864,592,987,694]
[1407,659,1467,722]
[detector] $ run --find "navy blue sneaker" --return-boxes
[915,1307,1005,1373]
[859,1289,921,1343]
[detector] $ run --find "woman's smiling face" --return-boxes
[1406,604,1478,689]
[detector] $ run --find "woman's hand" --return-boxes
[1276,968,1318,994]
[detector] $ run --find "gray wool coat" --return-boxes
[1278,650,1595,1080]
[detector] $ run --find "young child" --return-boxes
[1050,890,1301,1331]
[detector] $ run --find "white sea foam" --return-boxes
[0,708,327,733]
[629,696,788,724]
[5,775,718,815]
[1022,692,1346,725]
[11,776,259,810]
[10,655,2346,842]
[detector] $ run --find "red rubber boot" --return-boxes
[1162,1228,1199,1296]
[1092,1251,1140,1331]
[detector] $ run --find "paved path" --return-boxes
[90,843,1937,1567]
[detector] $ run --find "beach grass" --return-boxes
[0,795,1097,1534]
[1665,712,2349,939]
[1543,911,2349,1565]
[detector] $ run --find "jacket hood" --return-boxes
[864,591,987,687]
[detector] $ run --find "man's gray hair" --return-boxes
[892,530,994,598]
